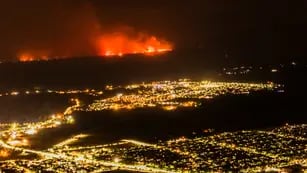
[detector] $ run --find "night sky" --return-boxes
[0,0,306,62]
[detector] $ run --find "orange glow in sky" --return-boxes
[96,33,173,57]
[19,53,35,62]
[19,53,49,62]
[18,32,173,61]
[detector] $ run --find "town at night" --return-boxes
[0,0,306,172]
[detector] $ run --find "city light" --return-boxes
[0,79,304,172]
[87,80,277,111]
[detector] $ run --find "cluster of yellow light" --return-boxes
[0,124,305,172]
[45,125,305,172]
[0,89,103,98]
[88,79,277,111]
[64,98,81,115]
[53,134,90,148]
[6,138,28,147]
[163,125,306,172]
[0,80,304,172]
[0,149,9,158]
[47,89,103,96]
[0,99,79,150]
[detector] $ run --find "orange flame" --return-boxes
[19,53,35,62]
[19,53,49,62]
[18,31,173,61]
[96,33,173,57]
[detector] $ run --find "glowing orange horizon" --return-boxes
[19,54,35,62]
[96,34,173,57]
[18,33,173,62]
[19,53,49,62]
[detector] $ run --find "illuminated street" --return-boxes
[1,1,307,172]
[0,79,304,172]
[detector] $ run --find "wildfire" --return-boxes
[96,33,173,57]
[18,53,49,62]
[18,32,173,62]
[19,54,35,62]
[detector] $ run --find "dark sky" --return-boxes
[0,0,306,62]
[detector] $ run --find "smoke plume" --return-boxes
[0,0,172,61]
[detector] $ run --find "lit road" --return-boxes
[0,80,304,172]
